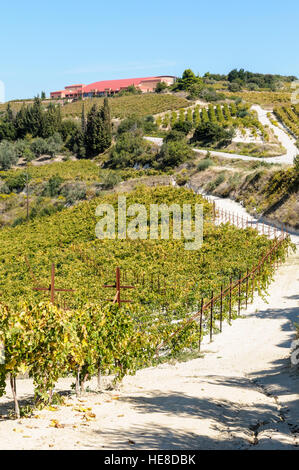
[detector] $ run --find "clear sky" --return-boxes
[1,0,298,101]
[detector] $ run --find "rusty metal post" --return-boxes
[116,266,121,307]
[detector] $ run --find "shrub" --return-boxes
[192,121,235,148]
[42,175,64,197]
[4,172,29,192]
[158,140,193,169]
[0,141,18,170]
[228,82,242,92]
[197,158,213,171]
[164,130,186,143]
[61,182,87,204]
[172,120,193,135]
[100,170,123,189]
[30,137,48,157]
[45,132,63,157]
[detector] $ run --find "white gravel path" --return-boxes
[146,105,298,164]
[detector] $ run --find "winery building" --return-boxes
[50,76,176,100]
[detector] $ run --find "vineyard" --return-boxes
[0,185,291,417]
[60,94,190,119]
[157,102,270,141]
[223,91,292,107]
[273,105,299,138]
[0,95,190,120]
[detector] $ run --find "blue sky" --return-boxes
[1,0,298,101]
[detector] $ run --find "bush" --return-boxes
[192,121,235,148]
[106,130,154,169]
[158,140,193,169]
[164,130,186,143]
[100,170,123,189]
[4,172,29,192]
[197,158,213,171]
[0,141,18,170]
[61,182,87,204]
[228,82,242,92]
[45,132,63,157]
[42,175,64,197]
[172,120,193,135]
[30,137,48,157]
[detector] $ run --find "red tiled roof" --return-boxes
[83,77,159,93]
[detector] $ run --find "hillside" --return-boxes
[0,94,191,120]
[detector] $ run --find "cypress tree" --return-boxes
[100,98,112,149]
[81,103,86,133]
[84,104,104,157]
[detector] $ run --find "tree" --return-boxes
[41,91,46,100]
[100,98,112,150]
[155,82,168,93]
[192,121,235,148]
[81,104,86,133]
[42,103,62,138]
[228,82,242,92]
[158,140,193,168]
[15,104,28,139]
[173,69,203,92]
[0,141,18,169]
[84,104,104,157]
[173,120,193,135]
[106,130,151,169]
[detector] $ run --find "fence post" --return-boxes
[229,277,232,323]
[246,268,249,309]
[220,285,223,332]
[199,298,203,351]
[238,273,241,316]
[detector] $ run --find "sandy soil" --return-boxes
[0,198,298,450]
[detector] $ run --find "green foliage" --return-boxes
[158,140,193,168]
[273,106,299,138]
[42,175,64,197]
[106,129,153,169]
[155,82,168,93]
[192,121,235,148]
[197,157,214,171]
[0,141,18,169]
[172,69,203,92]
[172,120,193,135]
[0,185,291,413]
[227,68,295,90]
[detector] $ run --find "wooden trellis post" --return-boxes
[198,298,203,351]
[33,263,75,304]
[210,291,214,342]
[103,267,135,307]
